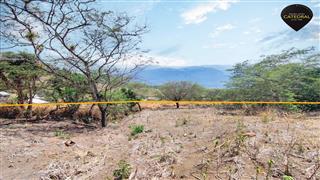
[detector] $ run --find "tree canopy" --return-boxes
[226,47,320,110]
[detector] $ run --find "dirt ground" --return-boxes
[0,107,319,180]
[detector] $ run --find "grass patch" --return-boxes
[130,124,144,136]
[54,130,70,139]
[113,160,131,180]
[260,111,275,123]
[175,117,188,127]
[282,175,294,180]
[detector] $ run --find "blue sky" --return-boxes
[97,0,320,66]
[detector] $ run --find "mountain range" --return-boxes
[134,65,232,88]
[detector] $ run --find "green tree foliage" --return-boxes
[101,88,141,121]
[226,47,320,111]
[47,71,88,103]
[0,52,45,117]
[206,89,239,101]
[159,81,205,108]
[1,0,148,127]
[45,70,89,117]
[120,88,142,111]
[126,82,161,99]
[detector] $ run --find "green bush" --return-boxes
[113,160,132,180]
[130,124,144,136]
[0,107,22,119]
[282,175,294,180]
[54,130,70,139]
[226,47,320,111]
[104,88,141,122]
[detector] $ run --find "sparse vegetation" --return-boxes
[113,160,132,180]
[54,130,70,139]
[266,159,274,180]
[159,81,205,108]
[1,0,149,127]
[283,175,294,180]
[175,117,188,127]
[130,124,144,136]
[0,108,319,179]
[226,48,320,111]
[0,0,319,179]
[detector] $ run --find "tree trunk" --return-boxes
[89,104,95,117]
[99,106,107,127]
[16,87,25,111]
[176,102,180,109]
[137,103,142,111]
[85,70,107,127]
[17,89,24,103]
[26,98,33,119]
[26,80,35,119]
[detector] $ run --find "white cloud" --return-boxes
[181,0,239,24]
[314,32,320,39]
[177,25,184,29]
[131,1,160,16]
[306,0,319,7]
[216,24,235,31]
[152,56,188,66]
[243,27,262,35]
[126,54,188,67]
[181,5,214,24]
[272,7,280,16]
[203,41,246,49]
[249,17,262,24]
[311,17,320,25]
[211,43,229,48]
[210,23,236,38]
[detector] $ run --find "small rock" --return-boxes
[197,146,207,152]
[175,147,181,153]
[243,132,256,137]
[129,168,137,180]
[74,169,84,175]
[64,140,76,147]
[162,171,172,177]
[86,151,95,157]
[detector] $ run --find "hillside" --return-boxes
[1,107,319,179]
[135,65,231,88]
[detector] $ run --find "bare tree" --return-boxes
[0,0,150,127]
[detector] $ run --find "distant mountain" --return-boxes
[134,65,232,88]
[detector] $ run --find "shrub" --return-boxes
[113,160,131,180]
[130,124,144,136]
[266,159,274,180]
[175,117,188,127]
[54,130,70,139]
[282,175,294,180]
[0,107,22,119]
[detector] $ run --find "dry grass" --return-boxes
[0,107,319,179]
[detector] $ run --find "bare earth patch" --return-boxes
[0,108,319,179]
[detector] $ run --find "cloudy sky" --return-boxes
[98,0,319,66]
